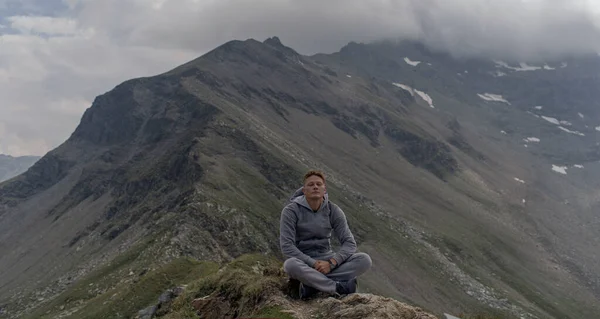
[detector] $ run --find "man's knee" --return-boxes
[283,258,303,276]
[353,252,372,271]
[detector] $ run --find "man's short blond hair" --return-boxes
[303,170,326,184]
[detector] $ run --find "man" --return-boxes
[280,169,372,299]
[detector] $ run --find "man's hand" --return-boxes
[314,260,331,274]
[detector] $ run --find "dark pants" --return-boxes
[283,252,372,293]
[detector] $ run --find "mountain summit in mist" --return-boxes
[1,36,599,319]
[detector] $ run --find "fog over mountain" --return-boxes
[2,0,600,156]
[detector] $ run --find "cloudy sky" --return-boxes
[2,0,600,156]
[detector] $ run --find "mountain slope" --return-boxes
[0,154,40,183]
[1,37,599,319]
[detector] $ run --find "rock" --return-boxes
[314,293,439,319]
[158,290,174,304]
[444,313,463,319]
[172,286,186,297]
[137,305,157,319]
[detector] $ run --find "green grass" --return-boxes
[24,238,218,319]
[192,254,286,310]
[252,306,295,319]
[67,258,217,319]
[23,238,155,319]
[159,253,289,318]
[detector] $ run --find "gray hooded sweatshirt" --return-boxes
[279,187,357,267]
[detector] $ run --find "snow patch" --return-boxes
[578,113,584,119]
[524,137,540,143]
[393,83,414,93]
[494,60,511,68]
[559,120,572,126]
[541,116,560,125]
[574,164,584,168]
[543,64,556,70]
[561,62,568,68]
[492,71,507,77]
[595,126,600,131]
[393,83,434,108]
[501,130,507,134]
[494,60,542,71]
[415,90,434,108]
[346,75,352,78]
[478,93,510,104]
[552,165,568,175]
[522,199,526,204]
[558,126,585,136]
[534,106,543,110]
[516,62,542,71]
[404,57,421,67]
[514,177,526,184]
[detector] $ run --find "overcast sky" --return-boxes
[2,0,600,156]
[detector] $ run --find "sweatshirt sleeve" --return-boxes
[279,205,317,267]
[330,204,357,265]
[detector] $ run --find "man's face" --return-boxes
[303,175,326,200]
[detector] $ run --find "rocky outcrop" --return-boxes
[151,254,444,319]
[191,292,440,319]
[136,286,186,319]
[272,293,439,319]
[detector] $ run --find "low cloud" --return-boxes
[72,0,600,59]
[2,0,600,156]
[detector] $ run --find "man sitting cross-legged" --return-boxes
[279,170,372,299]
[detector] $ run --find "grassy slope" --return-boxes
[23,236,219,319]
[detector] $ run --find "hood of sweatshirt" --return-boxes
[288,187,330,211]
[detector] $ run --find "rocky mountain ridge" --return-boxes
[1,36,599,318]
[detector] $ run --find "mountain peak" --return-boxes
[263,36,284,47]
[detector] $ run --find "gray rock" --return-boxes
[158,290,175,304]
[444,313,462,319]
[173,286,186,297]
[138,305,157,319]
